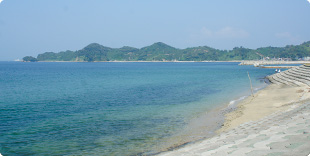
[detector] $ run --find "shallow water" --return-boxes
[0,62,276,155]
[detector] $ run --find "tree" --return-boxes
[23,56,38,62]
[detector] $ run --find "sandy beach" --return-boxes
[218,84,310,133]
[159,65,310,156]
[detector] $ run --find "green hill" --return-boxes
[28,41,310,62]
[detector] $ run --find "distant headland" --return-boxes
[23,41,310,62]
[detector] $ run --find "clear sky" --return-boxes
[0,0,310,61]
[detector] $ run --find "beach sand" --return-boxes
[159,83,310,156]
[218,84,310,133]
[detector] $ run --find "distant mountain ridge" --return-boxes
[24,41,310,62]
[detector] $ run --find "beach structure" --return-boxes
[267,64,310,87]
[239,61,310,66]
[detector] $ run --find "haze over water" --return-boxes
[0,62,275,155]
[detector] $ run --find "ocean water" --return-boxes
[0,62,276,156]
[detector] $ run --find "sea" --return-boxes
[0,62,276,156]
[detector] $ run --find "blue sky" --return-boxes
[0,0,310,61]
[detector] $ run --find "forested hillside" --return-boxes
[25,41,310,62]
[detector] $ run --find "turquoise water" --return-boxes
[0,62,275,155]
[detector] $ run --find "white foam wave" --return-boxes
[228,96,247,107]
[229,100,235,106]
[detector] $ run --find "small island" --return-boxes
[22,56,38,62]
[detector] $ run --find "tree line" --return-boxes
[23,41,310,62]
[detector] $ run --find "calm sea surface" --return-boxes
[0,62,276,155]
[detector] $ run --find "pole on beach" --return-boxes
[247,71,254,97]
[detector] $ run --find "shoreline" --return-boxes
[17,60,243,63]
[152,82,269,155]
[217,84,309,133]
[14,60,310,64]
[158,66,310,155]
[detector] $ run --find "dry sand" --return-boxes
[218,84,310,133]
